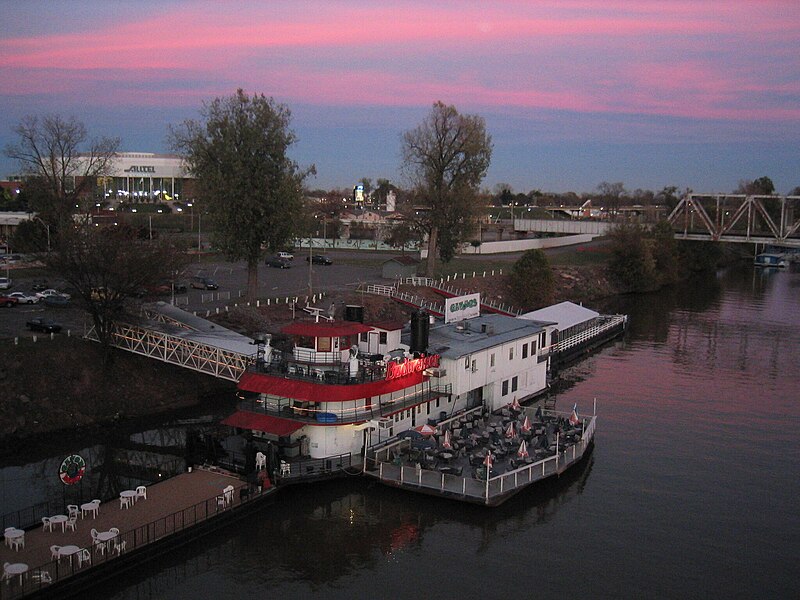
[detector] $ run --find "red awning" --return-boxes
[238,370,425,402]
[281,321,373,337]
[220,411,304,436]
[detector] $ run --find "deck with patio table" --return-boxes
[0,467,263,599]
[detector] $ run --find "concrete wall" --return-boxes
[419,234,597,257]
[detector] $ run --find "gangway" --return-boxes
[85,303,256,381]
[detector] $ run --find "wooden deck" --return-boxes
[0,468,256,598]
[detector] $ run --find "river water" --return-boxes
[3,263,799,599]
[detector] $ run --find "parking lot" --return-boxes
[0,249,391,340]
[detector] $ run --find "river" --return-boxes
[2,263,798,599]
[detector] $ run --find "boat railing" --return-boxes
[556,315,627,353]
[365,414,596,504]
[237,384,452,425]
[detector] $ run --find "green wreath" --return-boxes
[59,454,86,485]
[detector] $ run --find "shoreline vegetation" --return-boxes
[0,239,738,446]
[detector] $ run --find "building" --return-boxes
[98,152,195,204]
[381,256,420,279]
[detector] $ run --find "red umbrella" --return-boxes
[505,421,516,439]
[521,415,532,433]
[509,396,521,410]
[414,424,437,436]
[483,451,494,468]
[517,440,529,459]
[569,403,580,426]
[442,429,452,450]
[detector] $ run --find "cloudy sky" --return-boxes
[1,1,798,194]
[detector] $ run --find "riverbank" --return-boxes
[0,336,232,447]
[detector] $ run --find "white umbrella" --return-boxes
[505,421,516,439]
[521,415,532,433]
[442,429,452,450]
[517,440,529,459]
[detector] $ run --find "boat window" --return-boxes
[512,376,518,392]
[522,343,528,359]
[317,337,332,352]
[502,380,509,396]
[509,347,514,360]
[490,353,495,367]
[379,332,387,344]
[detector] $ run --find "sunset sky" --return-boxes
[2,1,798,194]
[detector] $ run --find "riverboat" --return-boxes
[754,253,788,268]
[222,303,558,483]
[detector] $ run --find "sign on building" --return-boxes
[445,293,480,324]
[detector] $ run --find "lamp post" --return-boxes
[197,213,202,251]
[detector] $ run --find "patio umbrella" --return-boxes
[505,421,516,439]
[483,451,494,468]
[414,424,437,436]
[569,403,580,427]
[517,440,529,459]
[442,429,452,450]
[521,415,532,433]
[509,396,521,411]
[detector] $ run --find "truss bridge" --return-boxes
[85,303,256,381]
[667,194,800,247]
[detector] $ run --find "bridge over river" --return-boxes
[514,194,800,249]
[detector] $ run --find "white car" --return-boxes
[35,288,71,301]
[8,291,39,304]
[277,251,294,260]
[0,277,11,290]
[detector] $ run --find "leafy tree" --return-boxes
[735,176,775,195]
[650,220,680,285]
[401,101,492,276]
[789,186,800,196]
[9,220,48,253]
[508,249,554,309]
[4,114,119,227]
[597,181,627,217]
[170,90,313,300]
[608,223,657,292]
[48,221,187,369]
[385,221,417,253]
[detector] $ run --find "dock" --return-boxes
[0,468,273,599]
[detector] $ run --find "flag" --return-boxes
[569,403,580,426]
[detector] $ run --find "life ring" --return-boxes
[59,454,86,485]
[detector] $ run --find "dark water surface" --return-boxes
[6,264,800,599]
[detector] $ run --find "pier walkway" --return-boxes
[0,468,262,599]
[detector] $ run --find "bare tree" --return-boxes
[48,221,188,368]
[5,114,119,225]
[401,101,492,276]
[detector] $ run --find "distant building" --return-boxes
[99,152,195,204]
[381,255,420,279]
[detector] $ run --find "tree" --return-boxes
[596,181,627,218]
[508,249,554,309]
[170,89,313,300]
[48,221,187,368]
[607,223,657,292]
[650,220,680,285]
[385,221,417,253]
[401,101,492,276]
[4,114,119,226]
[735,176,775,195]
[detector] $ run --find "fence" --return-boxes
[0,479,271,599]
[365,408,596,505]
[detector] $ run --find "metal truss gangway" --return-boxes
[85,302,256,381]
[667,194,800,247]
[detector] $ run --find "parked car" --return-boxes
[42,294,70,307]
[8,291,39,304]
[36,288,71,301]
[26,317,62,334]
[31,279,49,291]
[277,251,294,260]
[0,294,18,307]
[0,277,11,290]
[306,254,333,265]
[190,276,218,290]
[173,281,188,294]
[266,256,292,269]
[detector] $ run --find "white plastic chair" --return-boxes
[42,517,53,532]
[119,496,131,510]
[65,515,77,532]
[32,570,52,585]
[114,539,127,555]
[109,527,119,536]
[255,452,266,470]
[10,535,24,551]
[280,461,291,477]
[136,485,147,501]
[67,504,79,518]
[50,545,61,560]
[222,485,234,506]
[77,548,91,568]
[3,528,13,546]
